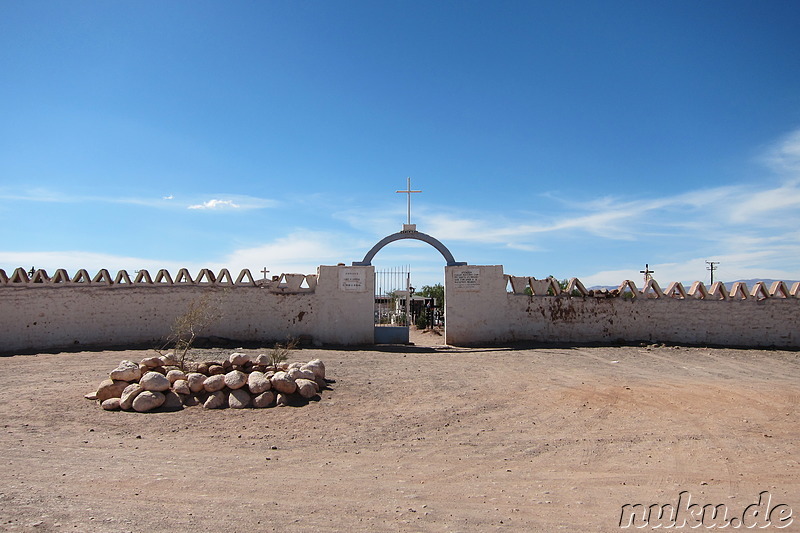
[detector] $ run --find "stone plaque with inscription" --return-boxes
[339,268,366,292]
[452,268,480,291]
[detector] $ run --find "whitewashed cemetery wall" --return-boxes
[4,262,798,351]
[0,265,374,354]
[444,265,800,348]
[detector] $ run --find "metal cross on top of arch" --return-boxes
[352,178,467,267]
[396,177,421,227]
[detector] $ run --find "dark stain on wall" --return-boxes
[548,298,580,322]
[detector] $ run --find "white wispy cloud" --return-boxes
[327,128,800,286]
[414,176,800,249]
[0,231,364,280]
[578,253,799,288]
[763,128,800,174]
[0,188,278,211]
[338,188,734,247]
[186,195,279,211]
[209,231,361,273]
[0,189,173,208]
[4,129,799,288]
[724,180,800,224]
[333,205,406,236]
[571,127,800,286]
[188,199,241,210]
[0,251,193,276]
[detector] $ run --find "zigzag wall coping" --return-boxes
[0,268,317,292]
[502,276,798,301]
[1,267,797,300]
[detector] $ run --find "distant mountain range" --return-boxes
[726,279,800,287]
[588,279,800,291]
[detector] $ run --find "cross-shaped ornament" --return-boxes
[261,267,270,281]
[640,263,655,284]
[396,177,421,227]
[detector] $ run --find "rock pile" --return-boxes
[87,353,327,412]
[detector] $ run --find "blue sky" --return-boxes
[2,1,799,288]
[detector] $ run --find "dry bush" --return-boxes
[267,338,299,370]
[156,295,219,370]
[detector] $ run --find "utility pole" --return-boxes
[706,261,719,285]
[640,263,655,285]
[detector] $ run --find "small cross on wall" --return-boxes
[640,263,655,284]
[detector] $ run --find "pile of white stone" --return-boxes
[88,352,327,412]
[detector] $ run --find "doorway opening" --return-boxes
[374,264,445,345]
[374,266,410,344]
[356,226,460,346]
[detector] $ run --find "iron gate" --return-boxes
[374,266,411,343]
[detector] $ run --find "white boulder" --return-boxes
[166,369,186,384]
[132,391,165,412]
[228,389,251,409]
[224,370,247,390]
[203,391,226,409]
[119,383,144,410]
[295,378,318,399]
[101,398,121,410]
[247,371,271,394]
[159,353,178,366]
[172,379,190,395]
[140,356,163,369]
[139,371,171,392]
[270,371,297,394]
[229,352,250,366]
[203,374,227,393]
[186,373,206,393]
[110,360,141,382]
[252,391,275,408]
[96,379,129,402]
[288,368,315,381]
[304,359,326,379]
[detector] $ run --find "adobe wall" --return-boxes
[0,265,374,354]
[444,265,799,348]
[4,262,797,352]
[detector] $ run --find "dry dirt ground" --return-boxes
[1,329,798,532]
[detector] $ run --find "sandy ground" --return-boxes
[1,329,798,532]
